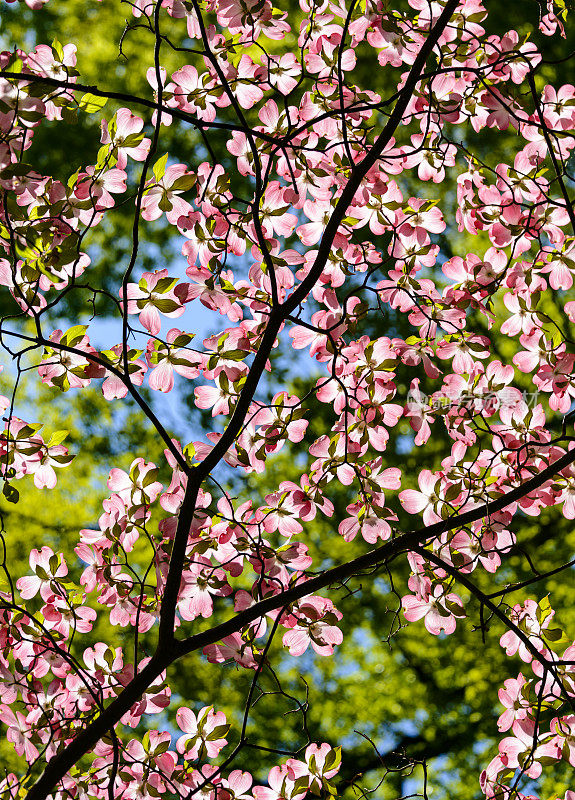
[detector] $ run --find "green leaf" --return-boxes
[183,443,196,465]
[158,193,173,212]
[0,163,35,178]
[171,173,197,192]
[46,429,69,447]
[154,298,180,313]
[536,595,554,625]
[142,467,159,487]
[51,39,65,61]
[78,92,108,114]
[172,333,194,347]
[62,106,79,125]
[154,739,170,755]
[293,777,310,796]
[119,132,144,148]
[24,81,55,98]
[324,746,342,771]
[207,724,230,740]
[154,276,178,294]
[62,325,88,347]
[2,483,19,504]
[153,153,169,183]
